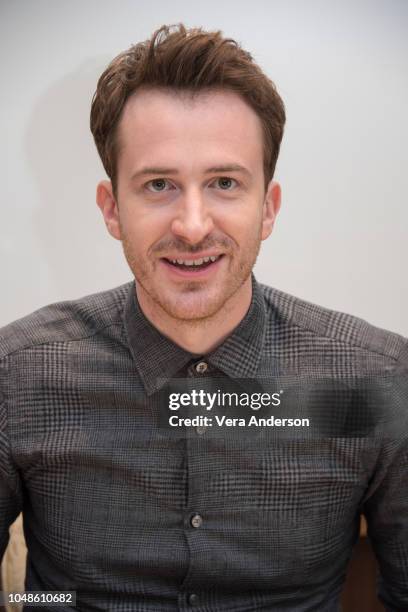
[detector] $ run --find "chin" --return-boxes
[162,297,223,322]
[156,286,232,322]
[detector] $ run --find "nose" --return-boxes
[170,188,214,245]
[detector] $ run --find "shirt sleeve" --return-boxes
[362,352,408,612]
[0,364,23,561]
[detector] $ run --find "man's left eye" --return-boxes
[214,177,237,190]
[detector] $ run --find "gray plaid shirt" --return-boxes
[1,274,407,611]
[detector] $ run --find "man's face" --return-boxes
[97,87,280,322]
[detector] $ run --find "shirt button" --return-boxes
[195,361,208,374]
[190,514,203,528]
[196,425,207,435]
[188,593,199,605]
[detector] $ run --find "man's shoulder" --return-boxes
[259,282,408,365]
[0,280,133,361]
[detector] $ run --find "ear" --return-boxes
[261,180,281,240]
[96,180,122,241]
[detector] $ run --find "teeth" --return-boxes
[169,255,220,266]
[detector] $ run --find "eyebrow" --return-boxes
[130,164,252,181]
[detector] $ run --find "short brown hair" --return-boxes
[90,23,286,195]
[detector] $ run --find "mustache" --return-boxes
[151,236,234,255]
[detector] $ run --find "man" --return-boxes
[0,23,407,611]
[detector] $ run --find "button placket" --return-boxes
[190,513,203,528]
[187,593,199,605]
[195,361,208,374]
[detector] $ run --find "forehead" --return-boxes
[116,87,264,170]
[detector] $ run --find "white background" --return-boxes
[1,0,407,335]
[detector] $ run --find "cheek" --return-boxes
[217,206,263,239]
[121,207,172,242]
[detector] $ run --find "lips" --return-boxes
[160,254,225,277]
[167,255,220,267]
[163,255,222,270]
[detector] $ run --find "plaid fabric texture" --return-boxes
[0,274,407,611]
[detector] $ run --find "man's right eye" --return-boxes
[146,179,171,192]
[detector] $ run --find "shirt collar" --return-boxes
[123,273,266,395]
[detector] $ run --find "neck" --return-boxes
[135,279,253,354]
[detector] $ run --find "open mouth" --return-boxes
[161,254,224,272]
